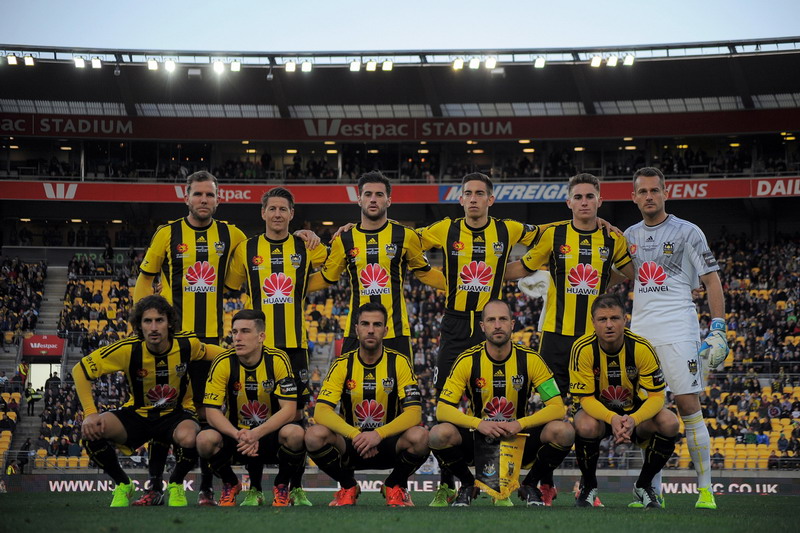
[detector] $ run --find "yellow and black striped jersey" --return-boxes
[316,347,421,430]
[568,329,665,415]
[203,346,296,429]
[417,217,543,312]
[225,234,328,348]
[140,217,247,339]
[77,332,207,418]
[521,223,631,336]
[438,342,560,419]
[320,220,432,339]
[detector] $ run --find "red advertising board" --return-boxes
[0,177,798,204]
[22,335,65,362]
[1,109,798,141]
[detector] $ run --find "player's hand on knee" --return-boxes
[81,413,103,440]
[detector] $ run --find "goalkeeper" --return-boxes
[621,167,727,510]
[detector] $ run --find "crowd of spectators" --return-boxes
[0,257,46,348]
[9,223,152,249]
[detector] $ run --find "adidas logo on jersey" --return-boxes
[367,238,378,244]
[494,369,504,376]
[580,238,590,245]
[197,236,207,243]
[474,236,484,242]
[157,359,167,367]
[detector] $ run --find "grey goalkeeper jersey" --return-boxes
[623,214,719,345]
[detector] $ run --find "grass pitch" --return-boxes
[2,490,794,533]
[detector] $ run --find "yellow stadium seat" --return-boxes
[68,457,79,468]
[10,392,20,403]
[0,393,9,403]
[7,412,16,422]
[79,456,89,468]
[56,456,68,468]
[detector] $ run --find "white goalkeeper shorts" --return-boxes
[653,341,704,396]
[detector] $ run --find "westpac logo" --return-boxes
[303,119,408,139]
[43,183,78,199]
[439,183,569,203]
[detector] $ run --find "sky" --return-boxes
[1,0,798,52]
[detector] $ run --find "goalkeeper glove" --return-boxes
[698,318,728,369]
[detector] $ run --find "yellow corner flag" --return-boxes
[474,432,528,500]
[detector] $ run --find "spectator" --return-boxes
[0,413,15,432]
[711,448,725,469]
[768,450,780,470]
[778,433,790,452]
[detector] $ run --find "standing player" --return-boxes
[430,299,573,507]
[71,296,223,507]
[305,303,429,507]
[505,173,634,504]
[417,173,553,505]
[224,187,326,506]
[198,310,306,507]
[308,171,445,358]
[623,167,727,510]
[134,170,246,506]
[569,294,679,508]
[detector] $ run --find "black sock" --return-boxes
[200,459,222,492]
[439,464,455,487]
[146,439,169,491]
[83,439,129,486]
[207,448,239,486]
[384,450,428,489]
[169,446,198,485]
[637,433,675,489]
[307,443,356,489]
[276,445,306,487]
[432,446,474,486]
[574,436,600,490]
[523,442,570,487]
[246,461,264,492]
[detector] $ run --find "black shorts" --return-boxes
[341,336,412,359]
[201,428,282,467]
[342,433,403,471]
[435,311,484,390]
[281,347,310,408]
[451,425,545,468]
[539,332,581,397]
[113,407,198,450]
[190,337,220,406]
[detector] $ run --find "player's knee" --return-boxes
[573,413,603,438]
[428,423,458,449]
[304,424,332,451]
[196,429,221,458]
[172,421,199,448]
[279,423,306,449]
[402,426,429,452]
[547,420,575,447]
[657,410,680,437]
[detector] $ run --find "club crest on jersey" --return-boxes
[359,264,390,295]
[175,363,187,377]
[176,242,189,258]
[214,241,226,256]
[345,379,357,392]
[663,242,674,255]
[349,247,360,258]
[451,240,465,256]
[232,381,242,395]
[251,255,264,266]
[493,242,505,256]
[299,369,309,382]
[290,253,302,269]
[511,374,524,391]
[598,246,610,262]
[385,243,397,259]
[382,377,395,392]
[262,379,275,393]
[626,366,638,380]
[475,377,487,390]
[185,261,217,293]
[458,261,493,292]
[687,359,699,375]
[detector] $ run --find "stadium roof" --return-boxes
[2,38,799,119]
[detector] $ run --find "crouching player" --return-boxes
[429,299,574,507]
[72,295,223,507]
[569,294,679,508]
[305,303,429,507]
[198,309,306,506]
